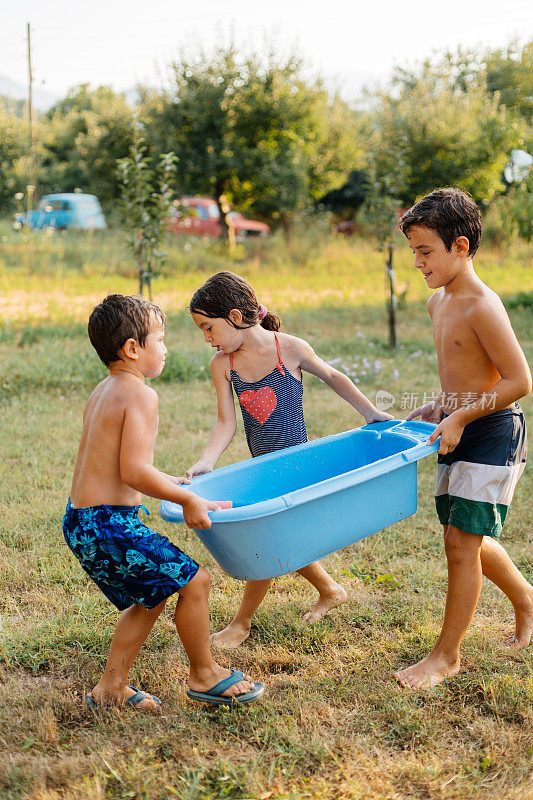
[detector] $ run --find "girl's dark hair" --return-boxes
[88,294,165,366]
[398,188,483,256]
[189,272,281,331]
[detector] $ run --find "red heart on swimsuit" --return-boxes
[239,387,277,425]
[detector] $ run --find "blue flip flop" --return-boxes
[85,686,161,710]
[186,669,266,706]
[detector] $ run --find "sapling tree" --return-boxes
[117,121,177,298]
[362,159,407,349]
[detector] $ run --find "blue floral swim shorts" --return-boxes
[63,500,199,610]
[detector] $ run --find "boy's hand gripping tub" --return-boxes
[160,420,438,580]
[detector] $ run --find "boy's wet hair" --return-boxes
[189,271,282,332]
[88,294,166,366]
[399,188,483,256]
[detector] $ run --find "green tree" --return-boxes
[484,40,533,129]
[392,40,531,117]
[369,69,521,206]
[117,121,177,297]
[360,162,407,349]
[318,170,370,219]
[0,110,27,211]
[385,41,532,242]
[509,173,533,241]
[145,42,364,232]
[39,84,134,208]
[392,40,532,154]
[488,171,533,244]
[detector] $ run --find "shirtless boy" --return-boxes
[394,188,532,688]
[63,294,265,708]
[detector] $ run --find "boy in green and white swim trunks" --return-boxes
[393,188,532,689]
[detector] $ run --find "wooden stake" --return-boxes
[387,241,397,349]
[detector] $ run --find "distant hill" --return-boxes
[0,75,60,112]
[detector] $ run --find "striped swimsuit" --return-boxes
[230,333,307,458]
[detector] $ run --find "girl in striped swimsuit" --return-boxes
[188,271,393,648]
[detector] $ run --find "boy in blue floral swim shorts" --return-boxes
[64,294,265,709]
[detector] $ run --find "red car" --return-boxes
[167,197,270,239]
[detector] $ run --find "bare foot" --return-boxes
[502,590,533,648]
[89,684,160,711]
[302,585,348,624]
[189,667,255,697]
[394,652,461,689]
[210,621,251,649]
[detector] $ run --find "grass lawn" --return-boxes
[1,225,532,799]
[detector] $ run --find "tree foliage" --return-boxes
[0,111,27,209]
[389,41,532,184]
[0,95,26,118]
[369,67,521,207]
[484,40,533,130]
[117,120,177,297]
[39,85,134,207]
[318,170,370,217]
[145,43,363,227]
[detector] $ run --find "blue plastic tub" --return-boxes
[160,420,438,580]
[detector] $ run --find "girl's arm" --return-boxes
[186,354,237,478]
[296,339,394,423]
[405,391,445,423]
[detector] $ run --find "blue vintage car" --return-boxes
[15,193,106,231]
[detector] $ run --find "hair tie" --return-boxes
[257,304,267,321]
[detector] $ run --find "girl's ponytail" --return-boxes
[260,310,282,331]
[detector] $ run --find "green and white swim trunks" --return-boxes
[435,404,527,538]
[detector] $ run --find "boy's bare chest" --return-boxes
[432,302,480,362]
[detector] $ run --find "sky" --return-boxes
[1,0,531,102]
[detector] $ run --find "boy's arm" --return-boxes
[120,387,220,529]
[186,355,237,478]
[297,339,394,423]
[430,296,531,453]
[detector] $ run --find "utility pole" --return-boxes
[27,22,38,203]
